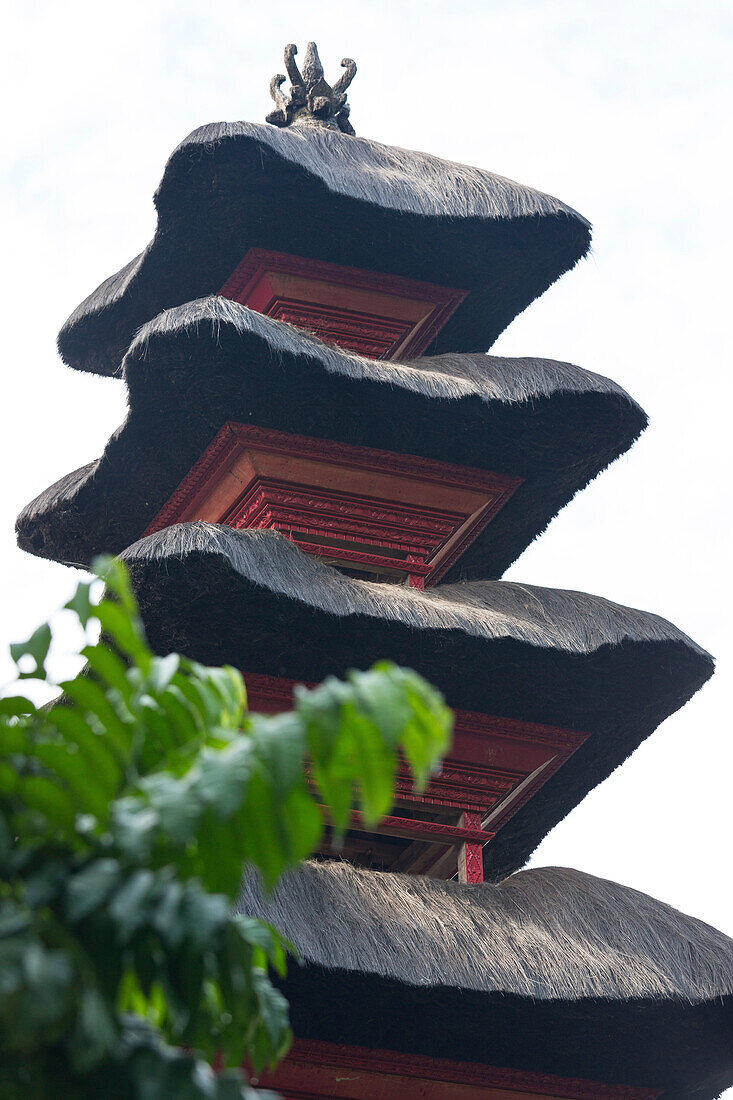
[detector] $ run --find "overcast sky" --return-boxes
[2,0,731,974]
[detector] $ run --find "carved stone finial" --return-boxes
[266,42,356,134]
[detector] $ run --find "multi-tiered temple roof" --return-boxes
[18,41,731,1099]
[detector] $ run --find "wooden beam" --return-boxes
[320,806,495,847]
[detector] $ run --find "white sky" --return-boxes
[1,0,731,997]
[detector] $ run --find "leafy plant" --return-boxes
[0,558,452,1099]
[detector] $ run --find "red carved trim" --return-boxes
[251,1038,662,1100]
[242,672,310,710]
[267,300,413,358]
[149,423,519,517]
[244,672,587,751]
[393,764,515,812]
[288,539,432,576]
[458,810,485,884]
[228,481,461,546]
[241,672,590,873]
[220,249,467,313]
[328,807,495,847]
[143,423,521,587]
[455,708,586,751]
[218,248,468,360]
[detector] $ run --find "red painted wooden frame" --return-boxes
[243,672,588,883]
[144,424,521,588]
[250,1038,661,1100]
[219,248,468,359]
[319,806,496,847]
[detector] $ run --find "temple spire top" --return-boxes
[267,41,356,134]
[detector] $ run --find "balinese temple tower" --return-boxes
[18,43,732,1099]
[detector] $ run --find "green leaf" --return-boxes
[277,785,322,866]
[69,986,118,1072]
[0,760,19,796]
[0,899,32,939]
[23,856,69,908]
[10,624,52,681]
[149,879,185,948]
[250,967,291,1071]
[20,776,76,832]
[109,796,159,862]
[64,581,94,628]
[0,812,11,861]
[239,769,286,890]
[177,883,230,951]
[247,713,307,800]
[55,678,131,762]
[135,772,199,846]
[203,665,247,726]
[155,685,203,748]
[82,643,133,703]
[170,668,225,729]
[234,917,292,978]
[32,741,109,822]
[66,859,122,923]
[192,812,247,897]
[0,720,29,753]
[389,666,453,790]
[92,555,138,618]
[342,702,396,825]
[0,696,36,719]
[45,705,123,797]
[147,653,180,694]
[294,675,348,762]
[347,663,412,749]
[296,663,452,833]
[108,869,157,942]
[195,739,254,816]
[0,937,76,1049]
[95,601,149,667]
[135,701,178,769]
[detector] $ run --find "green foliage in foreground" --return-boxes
[0,559,452,1099]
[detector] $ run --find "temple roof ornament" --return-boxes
[267,42,357,133]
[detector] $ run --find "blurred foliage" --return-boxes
[0,558,452,1098]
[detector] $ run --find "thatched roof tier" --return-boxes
[18,299,645,575]
[237,861,733,1097]
[56,121,591,375]
[120,524,712,880]
[240,861,732,1003]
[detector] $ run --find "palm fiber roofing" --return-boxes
[120,523,713,882]
[18,298,645,577]
[238,861,733,1098]
[57,120,591,375]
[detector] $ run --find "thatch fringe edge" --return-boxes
[237,861,733,1003]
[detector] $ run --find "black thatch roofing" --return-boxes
[238,861,733,1097]
[240,861,732,1003]
[18,298,646,576]
[120,523,713,881]
[56,121,591,375]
